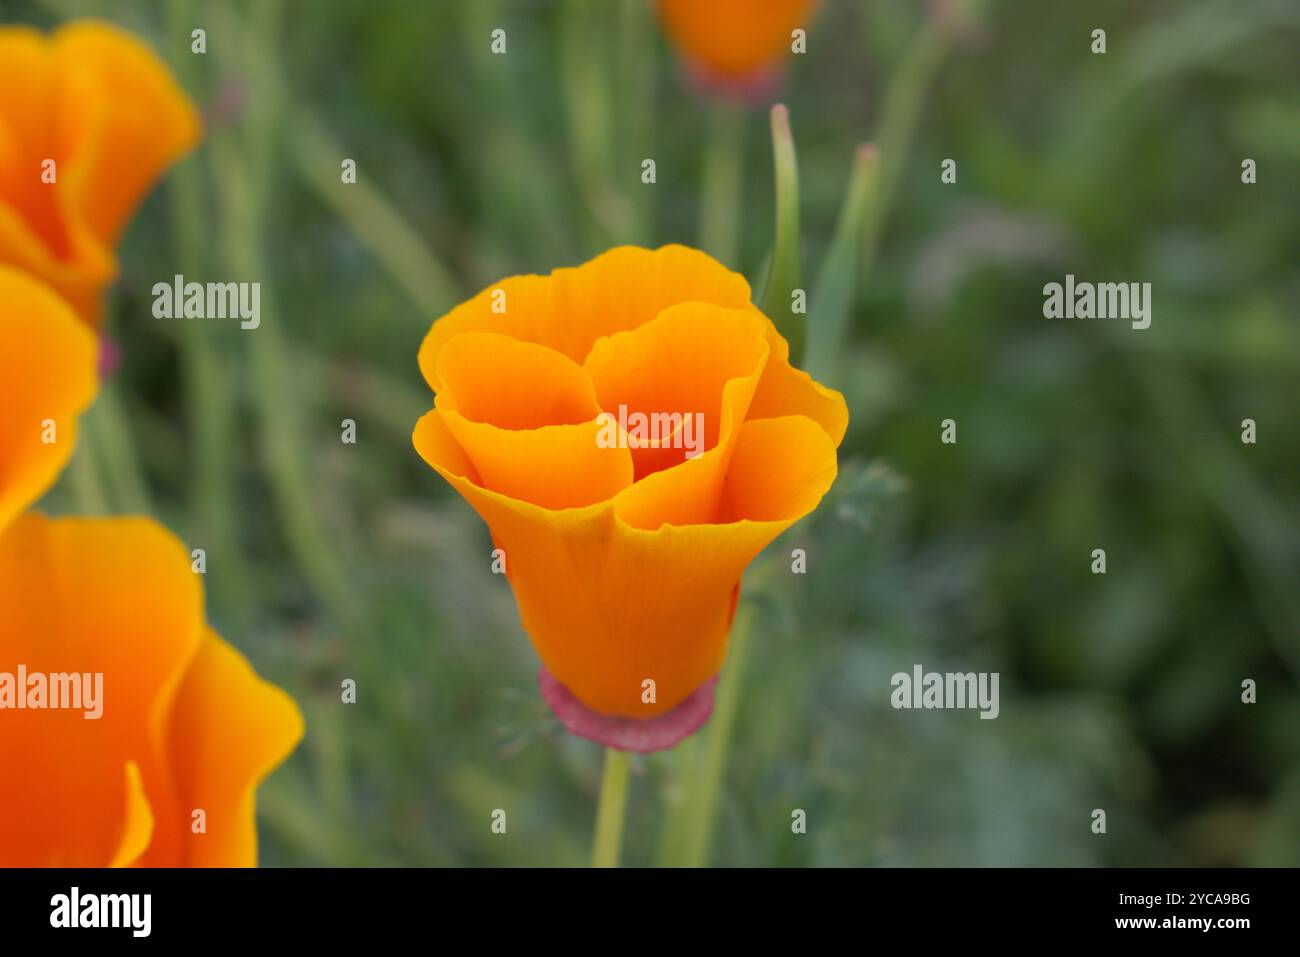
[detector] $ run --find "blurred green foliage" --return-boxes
[9,0,1298,865]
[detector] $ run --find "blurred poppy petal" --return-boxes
[107,761,155,868]
[0,514,301,866]
[0,20,200,326]
[0,267,98,534]
[53,20,202,245]
[159,628,305,867]
[658,0,820,81]
[0,514,200,866]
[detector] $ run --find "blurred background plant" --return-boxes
[9,0,1298,866]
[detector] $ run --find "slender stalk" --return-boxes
[618,0,655,243]
[210,0,356,622]
[289,115,458,315]
[87,385,151,514]
[678,602,755,867]
[560,0,636,248]
[653,735,699,866]
[167,0,252,623]
[859,25,949,274]
[699,105,744,267]
[806,143,879,385]
[759,104,804,365]
[68,439,108,515]
[591,748,631,868]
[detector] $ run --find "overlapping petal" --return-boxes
[417,244,846,444]
[418,245,755,387]
[0,20,201,326]
[157,628,305,867]
[434,333,634,509]
[583,302,769,481]
[414,410,838,717]
[0,514,302,866]
[412,247,847,724]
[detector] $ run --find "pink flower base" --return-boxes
[682,60,782,107]
[538,667,718,754]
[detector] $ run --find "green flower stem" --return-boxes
[653,735,698,866]
[211,0,356,623]
[699,105,745,268]
[759,104,804,365]
[167,0,251,623]
[214,4,458,317]
[87,385,152,515]
[677,600,756,867]
[618,0,655,243]
[561,0,638,249]
[68,439,108,516]
[592,747,631,868]
[859,19,952,276]
[289,114,459,315]
[806,143,879,385]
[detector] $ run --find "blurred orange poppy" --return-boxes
[0,230,299,869]
[0,513,304,866]
[657,0,819,86]
[0,267,98,533]
[0,20,200,327]
[413,246,846,736]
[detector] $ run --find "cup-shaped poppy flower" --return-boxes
[0,267,98,533]
[0,20,201,326]
[0,512,303,866]
[413,245,847,748]
[657,0,819,93]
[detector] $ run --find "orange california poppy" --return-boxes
[0,513,303,866]
[0,266,98,534]
[0,20,200,327]
[413,246,847,736]
[0,268,299,866]
[657,0,819,84]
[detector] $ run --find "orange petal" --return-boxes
[418,245,756,390]
[718,414,840,522]
[53,20,202,245]
[426,334,634,508]
[0,28,71,257]
[584,301,769,481]
[107,761,155,868]
[0,21,199,327]
[749,323,850,445]
[439,410,633,511]
[0,267,99,534]
[413,410,838,718]
[418,274,555,393]
[0,514,200,866]
[549,245,757,362]
[436,332,602,427]
[160,628,304,867]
